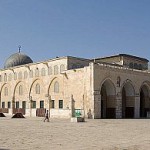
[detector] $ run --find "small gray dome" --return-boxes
[4,52,33,69]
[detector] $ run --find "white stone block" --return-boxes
[71,117,85,122]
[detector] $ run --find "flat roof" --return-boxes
[93,54,149,62]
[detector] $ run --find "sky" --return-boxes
[0,0,150,68]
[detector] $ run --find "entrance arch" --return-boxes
[140,84,150,117]
[122,81,135,118]
[100,79,116,118]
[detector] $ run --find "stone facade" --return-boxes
[0,53,150,119]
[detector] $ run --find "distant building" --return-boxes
[0,51,150,119]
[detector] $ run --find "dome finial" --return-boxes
[18,45,21,53]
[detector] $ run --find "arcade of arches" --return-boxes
[100,79,150,119]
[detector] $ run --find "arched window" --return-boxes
[24,71,28,79]
[18,72,22,80]
[4,73,7,82]
[60,64,65,73]
[41,68,46,76]
[29,70,33,78]
[48,66,52,75]
[35,83,40,94]
[54,81,59,93]
[19,85,23,95]
[54,65,58,75]
[35,68,39,77]
[4,87,8,96]
[14,72,17,80]
[8,73,12,81]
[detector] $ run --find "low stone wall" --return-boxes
[50,109,71,118]
[25,109,37,117]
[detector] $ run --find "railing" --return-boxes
[0,108,8,113]
[13,108,25,115]
[96,62,150,74]
[36,108,46,117]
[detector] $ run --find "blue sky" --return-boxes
[0,0,150,68]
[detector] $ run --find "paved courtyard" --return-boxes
[0,116,150,150]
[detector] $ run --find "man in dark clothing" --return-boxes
[44,110,49,122]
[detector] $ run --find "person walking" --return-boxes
[44,110,49,122]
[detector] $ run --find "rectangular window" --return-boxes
[2,102,5,108]
[8,101,11,108]
[51,100,55,108]
[32,101,36,108]
[22,101,26,109]
[16,101,19,108]
[59,100,63,109]
[40,100,44,108]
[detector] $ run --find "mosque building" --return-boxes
[0,48,150,119]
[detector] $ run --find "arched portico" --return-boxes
[12,81,27,115]
[122,81,135,118]
[48,77,63,109]
[140,84,150,118]
[100,79,116,118]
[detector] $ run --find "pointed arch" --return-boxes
[29,78,44,98]
[0,83,9,98]
[140,81,150,118]
[29,79,40,97]
[100,78,116,95]
[0,83,11,109]
[47,77,57,95]
[13,81,22,97]
[100,78,116,119]
[121,79,135,96]
[121,79,135,118]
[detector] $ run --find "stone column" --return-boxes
[29,96,32,117]
[70,95,75,117]
[93,91,101,119]
[134,94,140,118]
[11,96,15,115]
[116,92,122,119]
[48,96,51,118]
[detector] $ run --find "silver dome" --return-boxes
[4,52,33,69]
